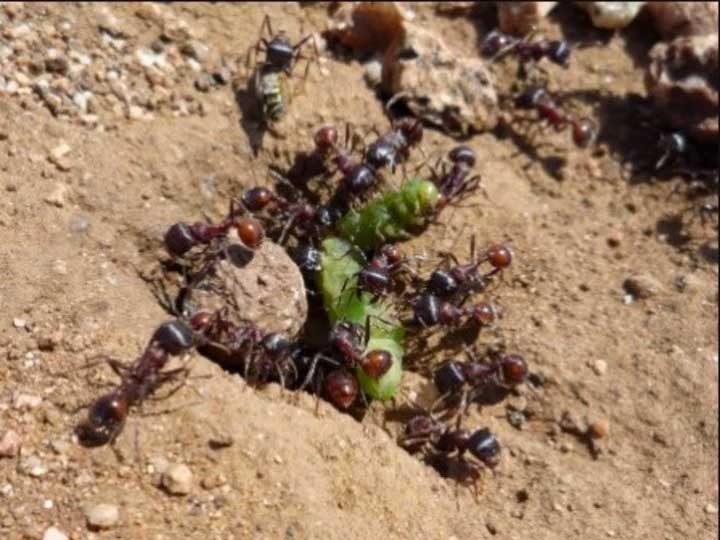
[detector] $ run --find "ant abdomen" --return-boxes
[164,222,196,257]
[467,428,501,466]
[77,391,129,447]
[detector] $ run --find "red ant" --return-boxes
[328,318,393,379]
[515,86,597,148]
[425,145,484,205]
[407,293,500,331]
[432,350,529,415]
[398,411,501,496]
[76,320,196,446]
[164,209,265,259]
[482,29,570,67]
[422,236,513,299]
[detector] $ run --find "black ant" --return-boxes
[398,412,501,495]
[76,320,197,446]
[248,15,317,77]
[425,145,484,205]
[423,237,513,299]
[364,117,424,173]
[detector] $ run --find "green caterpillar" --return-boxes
[317,179,442,400]
[317,237,404,401]
[336,179,440,251]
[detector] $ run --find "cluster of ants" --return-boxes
[76,16,534,493]
[482,29,598,149]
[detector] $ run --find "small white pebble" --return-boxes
[161,463,193,495]
[43,527,69,540]
[13,318,26,328]
[705,503,718,514]
[591,359,608,376]
[43,499,54,509]
[13,393,42,410]
[84,502,120,529]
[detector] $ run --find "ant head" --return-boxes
[76,392,128,447]
[380,244,402,265]
[235,217,265,249]
[396,117,423,145]
[324,369,359,409]
[572,118,598,148]
[266,35,294,69]
[486,244,512,269]
[359,349,393,379]
[314,125,338,154]
[242,186,274,212]
[500,354,529,386]
[448,145,476,168]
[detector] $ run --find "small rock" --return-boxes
[559,410,587,434]
[577,2,646,29]
[19,455,47,477]
[13,318,26,328]
[559,441,574,453]
[180,40,209,61]
[13,393,42,410]
[209,432,234,449]
[84,503,120,530]
[704,503,718,514]
[45,56,69,75]
[591,359,608,376]
[201,472,227,490]
[607,231,622,247]
[194,74,213,92]
[161,463,193,495]
[44,183,69,206]
[498,2,558,35]
[50,439,70,455]
[0,430,21,458]
[49,142,71,160]
[43,527,69,540]
[363,57,383,87]
[623,274,663,299]
[589,418,610,439]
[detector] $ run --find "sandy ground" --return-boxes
[0,3,717,540]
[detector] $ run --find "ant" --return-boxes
[248,15,317,78]
[423,237,513,299]
[515,86,597,148]
[364,117,424,174]
[406,293,500,332]
[328,318,393,379]
[482,29,571,67]
[425,145,484,205]
[432,351,529,415]
[398,411,501,495]
[76,320,197,446]
[164,210,265,260]
[340,244,412,301]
